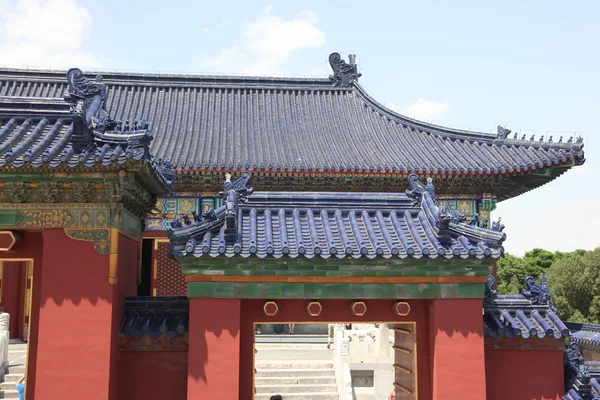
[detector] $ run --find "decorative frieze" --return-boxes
[0,170,157,219]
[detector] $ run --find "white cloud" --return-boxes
[400,98,449,121]
[200,5,326,75]
[0,0,103,69]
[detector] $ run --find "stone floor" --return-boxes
[1,340,27,399]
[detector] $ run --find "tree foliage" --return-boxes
[547,248,600,323]
[496,248,567,294]
[496,247,598,323]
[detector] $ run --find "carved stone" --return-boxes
[0,313,9,331]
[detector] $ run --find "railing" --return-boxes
[0,312,9,378]
[334,324,396,400]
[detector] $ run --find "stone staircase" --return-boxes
[0,341,27,399]
[255,341,338,400]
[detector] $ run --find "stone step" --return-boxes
[256,334,328,344]
[255,384,337,394]
[255,376,336,385]
[254,393,338,400]
[256,362,333,370]
[255,343,330,350]
[0,381,21,390]
[0,390,19,399]
[256,368,335,378]
[2,374,23,383]
[5,365,25,374]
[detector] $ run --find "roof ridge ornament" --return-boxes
[328,52,361,87]
[168,172,254,254]
[484,275,498,305]
[564,342,593,398]
[496,125,511,139]
[521,276,554,308]
[405,174,435,207]
[64,67,153,153]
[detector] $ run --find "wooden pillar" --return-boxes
[33,229,125,400]
[188,298,241,399]
[429,299,486,400]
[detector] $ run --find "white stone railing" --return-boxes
[0,313,9,378]
[334,324,396,400]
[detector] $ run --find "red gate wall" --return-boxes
[120,352,188,400]
[485,348,564,400]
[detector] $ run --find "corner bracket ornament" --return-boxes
[405,174,435,207]
[64,228,110,254]
[169,172,254,256]
[484,275,497,305]
[328,52,361,87]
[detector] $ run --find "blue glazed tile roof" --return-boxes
[563,342,600,400]
[567,323,600,346]
[120,296,188,339]
[170,174,506,260]
[483,295,569,339]
[0,68,584,185]
[483,276,569,339]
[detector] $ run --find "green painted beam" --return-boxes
[187,281,485,299]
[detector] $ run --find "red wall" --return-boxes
[1,261,24,339]
[120,352,188,400]
[0,231,43,400]
[485,349,564,400]
[429,299,487,400]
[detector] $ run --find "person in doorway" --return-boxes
[270,395,284,400]
[327,324,334,349]
[288,323,295,334]
[16,376,25,400]
[273,324,284,334]
[255,325,262,334]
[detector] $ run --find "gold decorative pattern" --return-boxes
[64,228,110,254]
[350,301,367,316]
[263,301,279,316]
[306,301,322,317]
[109,228,119,285]
[0,231,17,251]
[394,302,411,316]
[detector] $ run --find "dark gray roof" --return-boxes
[0,117,149,168]
[169,174,506,260]
[0,67,585,182]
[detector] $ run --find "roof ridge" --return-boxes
[0,66,344,90]
[353,83,586,150]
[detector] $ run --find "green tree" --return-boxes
[547,247,600,323]
[496,248,567,294]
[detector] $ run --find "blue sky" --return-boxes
[0,0,598,255]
